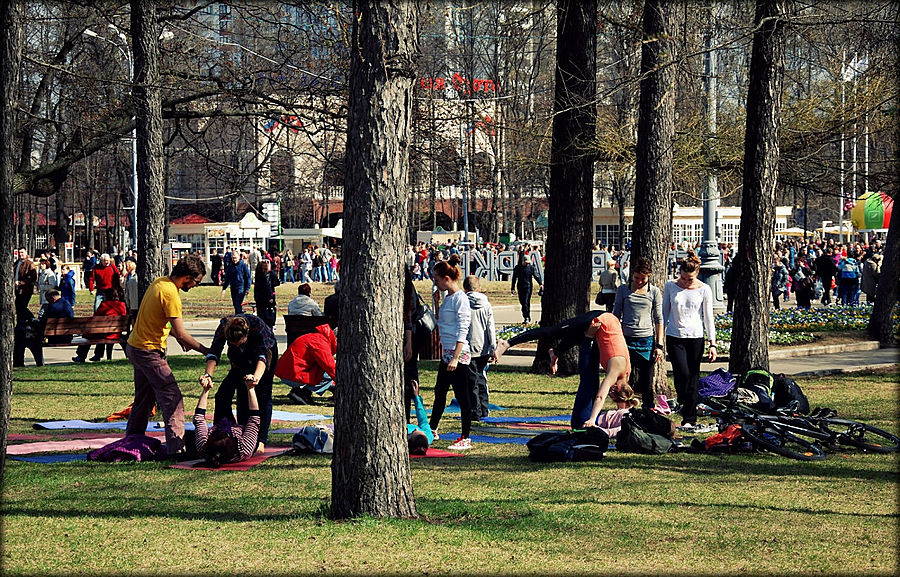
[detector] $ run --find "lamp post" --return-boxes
[83,25,137,251]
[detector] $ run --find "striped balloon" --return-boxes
[850,192,893,231]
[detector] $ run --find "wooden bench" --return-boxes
[42,316,130,348]
[283,315,337,345]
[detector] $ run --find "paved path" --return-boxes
[21,302,899,377]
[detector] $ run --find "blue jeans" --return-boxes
[284,267,295,283]
[230,289,245,314]
[570,338,600,429]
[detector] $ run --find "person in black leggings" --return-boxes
[510,252,543,323]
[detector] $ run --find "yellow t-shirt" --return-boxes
[127,276,182,351]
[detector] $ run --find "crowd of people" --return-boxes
[11,228,889,463]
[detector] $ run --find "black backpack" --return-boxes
[772,373,810,414]
[737,368,777,412]
[526,428,609,462]
[616,408,675,455]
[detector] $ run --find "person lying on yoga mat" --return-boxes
[407,380,434,455]
[194,371,260,467]
[493,312,631,429]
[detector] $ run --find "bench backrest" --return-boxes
[43,316,130,338]
[283,315,337,345]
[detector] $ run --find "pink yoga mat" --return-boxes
[410,448,464,459]
[10,431,166,442]
[6,437,123,455]
[169,447,291,471]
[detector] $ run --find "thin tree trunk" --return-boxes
[331,0,418,520]
[0,0,24,485]
[132,0,165,298]
[631,0,676,399]
[867,213,898,345]
[729,0,786,374]
[533,0,597,376]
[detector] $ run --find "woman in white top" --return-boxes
[428,260,474,450]
[662,251,717,429]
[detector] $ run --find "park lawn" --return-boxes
[2,359,898,575]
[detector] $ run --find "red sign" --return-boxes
[419,74,500,95]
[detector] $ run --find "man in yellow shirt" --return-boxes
[125,255,210,456]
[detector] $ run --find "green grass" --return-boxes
[3,360,898,575]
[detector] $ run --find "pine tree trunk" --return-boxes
[331,0,418,520]
[0,0,24,485]
[131,0,165,298]
[867,214,898,345]
[630,0,676,399]
[533,0,597,376]
[728,0,786,375]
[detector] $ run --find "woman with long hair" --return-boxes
[254,259,280,327]
[202,314,278,454]
[428,260,474,450]
[613,257,664,409]
[662,250,717,431]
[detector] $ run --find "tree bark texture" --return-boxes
[630,0,676,397]
[331,0,418,520]
[729,0,786,375]
[867,211,898,345]
[131,0,165,298]
[0,0,24,484]
[534,0,597,376]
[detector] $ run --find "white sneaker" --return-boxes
[677,423,696,432]
[447,437,473,450]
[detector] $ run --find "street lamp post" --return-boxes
[84,25,137,251]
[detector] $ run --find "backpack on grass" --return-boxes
[772,373,810,414]
[615,407,675,455]
[736,368,777,412]
[291,425,333,454]
[526,428,609,462]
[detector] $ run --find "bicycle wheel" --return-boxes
[741,422,826,461]
[768,416,833,445]
[820,418,900,453]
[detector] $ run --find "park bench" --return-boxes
[283,315,338,345]
[41,316,130,350]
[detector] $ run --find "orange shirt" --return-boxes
[595,313,631,377]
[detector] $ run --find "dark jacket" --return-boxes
[222,260,252,294]
[511,262,541,293]
[814,254,837,279]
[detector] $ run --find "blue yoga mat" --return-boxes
[10,453,88,464]
[426,399,506,415]
[33,420,197,431]
[269,411,331,422]
[479,414,571,424]
[442,433,531,445]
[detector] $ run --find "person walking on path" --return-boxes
[662,251,717,431]
[771,255,789,310]
[91,253,121,311]
[510,252,543,323]
[814,247,837,305]
[58,264,76,309]
[613,257,664,409]
[428,260,474,450]
[596,259,619,312]
[37,258,58,305]
[860,252,882,303]
[837,250,861,305]
[125,255,210,457]
[222,250,252,314]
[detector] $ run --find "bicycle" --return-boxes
[771,407,900,454]
[702,394,826,461]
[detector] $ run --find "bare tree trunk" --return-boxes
[331,0,418,520]
[533,0,597,376]
[0,0,24,485]
[131,0,164,298]
[631,0,676,398]
[53,191,68,248]
[729,0,786,374]
[868,213,898,345]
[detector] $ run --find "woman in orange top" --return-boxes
[494,311,630,429]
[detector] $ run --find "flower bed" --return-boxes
[716,304,899,333]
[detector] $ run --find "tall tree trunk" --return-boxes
[0,0,24,485]
[630,0,676,398]
[132,0,164,298]
[728,0,786,374]
[331,0,418,520]
[533,0,597,376]
[53,191,68,248]
[867,213,898,345]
